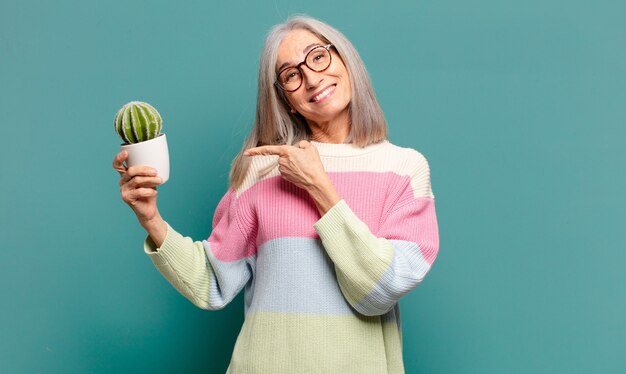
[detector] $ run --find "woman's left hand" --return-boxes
[244,140,342,215]
[243,140,327,191]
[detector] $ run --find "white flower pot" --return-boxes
[120,133,170,183]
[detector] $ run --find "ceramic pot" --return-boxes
[120,133,170,183]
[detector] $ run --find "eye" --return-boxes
[310,51,327,64]
[280,68,300,83]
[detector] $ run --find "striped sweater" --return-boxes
[143,139,439,373]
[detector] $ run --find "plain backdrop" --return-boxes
[1,0,624,373]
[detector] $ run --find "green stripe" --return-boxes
[123,106,137,143]
[148,103,160,138]
[152,103,162,135]
[136,104,151,139]
[145,102,162,137]
[114,109,124,141]
[228,312,396,373]
[130,105,146,142]
[138,103,157,140]
[135,104,150,141]
[120,107,130,143]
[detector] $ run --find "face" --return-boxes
[275,29,351,125]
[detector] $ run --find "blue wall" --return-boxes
[1,0,624,372]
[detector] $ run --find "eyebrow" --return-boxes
[276,43,320,73]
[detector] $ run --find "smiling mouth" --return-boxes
[309,84,336,103]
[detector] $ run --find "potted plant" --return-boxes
[114,101,170,183]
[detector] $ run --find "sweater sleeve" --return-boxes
[143,188,255,310]
[313,153,439,316]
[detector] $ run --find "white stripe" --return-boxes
[239,143,433,199]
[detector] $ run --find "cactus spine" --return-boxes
[114,101,162,144]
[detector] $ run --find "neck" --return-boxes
[307,109,351,144]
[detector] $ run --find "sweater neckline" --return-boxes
[309,140,390,157]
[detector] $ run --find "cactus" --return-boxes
[114,101,162,144]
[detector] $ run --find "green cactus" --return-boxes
[114,101,162,144]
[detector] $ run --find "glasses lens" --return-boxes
[277,46,332,92]
[306,47,331,72]
[279,67,301,91]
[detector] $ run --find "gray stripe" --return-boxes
[247,237,355,315]
[355,240,431,315]
[201,236,415,323]
[201,241,255,310]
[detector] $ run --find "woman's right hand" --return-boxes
[113,150,163,225]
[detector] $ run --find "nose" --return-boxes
[300,66,323,90]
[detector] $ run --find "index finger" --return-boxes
[244,145,289,157]
[120,165,158,184]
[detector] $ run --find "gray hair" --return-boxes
[229,15,388,190]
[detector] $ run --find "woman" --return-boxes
[113,15,439,374]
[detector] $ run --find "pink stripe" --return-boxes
[207,189,256,261]
[377,197,439,265]
[209,172,438,263]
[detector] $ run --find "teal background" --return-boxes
[1,0,624,372]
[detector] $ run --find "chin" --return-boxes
[306,106,349,123]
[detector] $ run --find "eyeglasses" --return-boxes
[275,44,334,92]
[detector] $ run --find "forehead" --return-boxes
[276,29,324,69]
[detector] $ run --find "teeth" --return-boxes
[312,86,334,102]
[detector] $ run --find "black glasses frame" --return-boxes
[274,44,334,92]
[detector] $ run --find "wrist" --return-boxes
[140,215,168,248]
[307,177,341,215]
[140,214,164,231]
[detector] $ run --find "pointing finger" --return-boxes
[244,145,289,156]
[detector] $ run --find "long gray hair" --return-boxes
[229,15,388,190]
